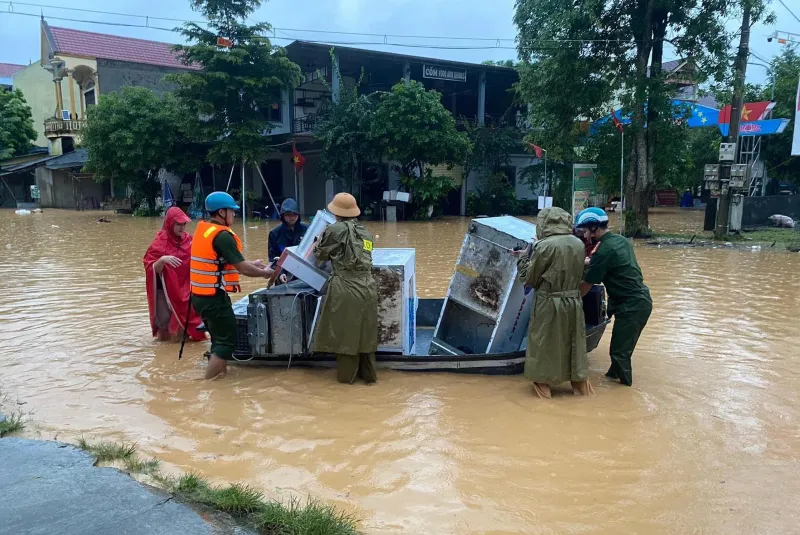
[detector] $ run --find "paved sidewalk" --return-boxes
[0,437,253,535]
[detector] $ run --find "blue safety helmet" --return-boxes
[205,191,240,213]
[575,207,609,228]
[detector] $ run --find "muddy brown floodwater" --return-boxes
[2,208,799,534]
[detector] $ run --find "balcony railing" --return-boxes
[43,118,87,137]
[293,114,318,134]
[455,113,530,130]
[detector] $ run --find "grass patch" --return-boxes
[651,228,800,248]
[71,440,361,533]
[166,473,361,534]
[254,496,360,535]
[124,455,161,475]
[76,437,137,462]
[739,228,800,245]
[0,413,24,437]
[173,474,267,516]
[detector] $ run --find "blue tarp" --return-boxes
[162,181,175,209]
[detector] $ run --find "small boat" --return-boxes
[227,295,609,375]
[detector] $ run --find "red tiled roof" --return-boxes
[0,63,25,77]
[48,25,196,70]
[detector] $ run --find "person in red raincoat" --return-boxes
[143,207,204,342]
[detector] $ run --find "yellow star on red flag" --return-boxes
[740,106,751,121]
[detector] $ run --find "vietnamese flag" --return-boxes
[718,101,774,124]
[292,142,306,171]
[526,142,544,158]
[610,108,624,132]
[216,36,233,48]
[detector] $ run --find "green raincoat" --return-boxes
[516,207,589,385]
[313,220,379,356]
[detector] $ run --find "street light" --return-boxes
[747,61,776,114]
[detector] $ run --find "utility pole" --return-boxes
[715,3,751,238]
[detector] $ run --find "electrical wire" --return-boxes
[2,9,631,52]
[776,0,800,25]
[287,288,317,369]
[0,1,637,47]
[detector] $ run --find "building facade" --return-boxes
[9,22,539,215]
[12,20,192,153]
[9,20,194,209]
[249,42,541,216]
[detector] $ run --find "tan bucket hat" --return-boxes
[327,192,361,218]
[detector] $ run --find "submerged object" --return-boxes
[429,216,536,356]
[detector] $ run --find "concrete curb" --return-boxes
[0,438,255,535]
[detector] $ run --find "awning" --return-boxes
[0,154,57,176]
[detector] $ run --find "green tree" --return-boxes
[584,120,719,197]
[481,60,517,68]
[168,0,301,170]
[314,61,381,193]
[514,0,766,236]
[463,117,525,216]
[372,80,470,179]
[82,86,204,210]
[0,89,37,160]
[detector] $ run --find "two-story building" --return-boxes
[10,20,195,209]
[247,41,540,216]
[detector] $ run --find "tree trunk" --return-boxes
[624,0,654,237]
[639,12,667,237]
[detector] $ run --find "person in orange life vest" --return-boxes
[190,192,274,380]
[143,207,205,342]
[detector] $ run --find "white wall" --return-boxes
[463,155,543,201]
[510,155,542,200]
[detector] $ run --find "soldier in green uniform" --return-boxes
[577,208,652,386]
[313,193,379,384]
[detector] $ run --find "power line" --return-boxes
[750,50,772,64]
[0,0,636,45]
[776,0,800,25]
[0,8,638,52]
[2,1,519,42]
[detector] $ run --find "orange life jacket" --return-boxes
[190,220,242,296]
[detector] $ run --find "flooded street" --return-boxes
[2,207,799,534]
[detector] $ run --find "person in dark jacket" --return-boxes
[268,198,308,266]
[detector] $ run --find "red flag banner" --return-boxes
[526,142,544,159]
[216,36,233,48]
[610,108,624,132]
[718,101,774,124]
[292,143,306,171]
